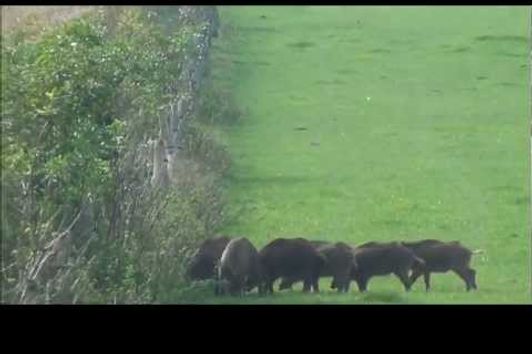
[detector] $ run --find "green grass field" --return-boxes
[199,6,531,304]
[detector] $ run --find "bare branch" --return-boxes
[29,208,83,281]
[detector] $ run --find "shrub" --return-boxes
[1,6,225,304]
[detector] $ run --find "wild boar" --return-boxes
[259,238,326,294]
[279,241,356,293]
[186,235,231,281]
[350,241,425,292]
[216,237,263,296]
[401,239,480,291]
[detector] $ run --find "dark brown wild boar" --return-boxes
[309,240,333,248]
[279,241,356,293]
[259,238,326,294]
[349,241,425,292]
[357,241,399,249]
[216,237,263,296]
[186,235,231,281]
[278,240,331,291]
[401,239,480,291]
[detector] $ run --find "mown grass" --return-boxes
[202,6,531,304]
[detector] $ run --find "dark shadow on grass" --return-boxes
[226,174,313,187]
[288,41,315,49]
[450,46,471,53]
[359,291,407,304]
[474,35,527,43]
[437,224,452,231]
[498,52,524,58]
[495,82,520,87]
[515,196,528,205]
[490,185,520,192]
[239,25,277,33]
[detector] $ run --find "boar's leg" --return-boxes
[343,280,351,293]
[215,278,228,296]
[468,268,477,290]
[334,275,350,293]
[343,279,352,293]
[332,276,342,293]
[302,278,312,293]
[312,277,320,293]
[262,274,275,294]
[423,271,431,292]
[410,269,423,289]
[240,277,248,297]
[279,277,297,291]
[355,275,369,292]
[452,268,472,291]
[258,283,265,296]
[256,275,267,295]
[394,269,412,292]
[267,280,275,294]
[339,279,350,293]
[330,278,337,290]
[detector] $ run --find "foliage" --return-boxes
[1,6,224,303]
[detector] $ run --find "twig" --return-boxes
[29,208,83,281]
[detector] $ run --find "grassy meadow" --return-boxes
[198,6,530,304]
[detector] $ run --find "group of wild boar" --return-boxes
[186,235,482,296]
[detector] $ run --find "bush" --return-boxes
[1,6,225,303]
